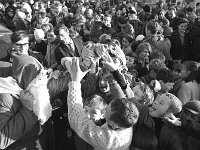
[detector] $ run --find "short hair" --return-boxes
[149,59,167,73]
[54,24,69,35]
[136,42,152,55]
[149,50,165,62]
[84,95,108,113]
[110,98,139,128]
[165,93,182,114]
[132,125,158,150]
[156,68,178,83]
[11,30,29,43]
[182,61,199,82]
[137,82,154,105]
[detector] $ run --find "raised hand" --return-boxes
[101,52,118,72]
[66,57,91,82]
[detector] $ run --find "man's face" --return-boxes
[59,29,70,42]
[13,37,29,55]
[180,108,200,139]
[149,93,171,118]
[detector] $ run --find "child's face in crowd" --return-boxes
[47,32,56,42]
[87,107,104,123]
[132,84,144,102]
[122,38,130,47]
[149,93,171,118]
[126,56,135,67]
[160,82,174,92]
[103,16,111,27]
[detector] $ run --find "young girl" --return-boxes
[45,29,59,70]
[122,35,133,55]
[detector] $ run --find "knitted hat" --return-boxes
[34,29,45,41]
[183,101,200,115]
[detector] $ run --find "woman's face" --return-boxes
[122,8,126,14]
[47,32,56,42]
[8,11,14,17]
[178,23,187,34]
[122,38,130,47]
[138,49,149,60]
[116,10,122,17]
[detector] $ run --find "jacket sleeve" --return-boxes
[0,94,38,149]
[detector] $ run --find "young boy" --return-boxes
[155,68,178,93]
[84,94,108,126]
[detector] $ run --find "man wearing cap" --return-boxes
[160,101,200,150]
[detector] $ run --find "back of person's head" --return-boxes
[110,98,139,128]
[131,125,158,150]
[156,68,178,83]
[143,5,151,13]
[12,54,43,89]
[11,30,29,43]
[149,50,165,62]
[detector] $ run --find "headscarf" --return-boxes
[12,53,43,90]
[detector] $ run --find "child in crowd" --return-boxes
[156,68,178,93]
[84,94,107,126]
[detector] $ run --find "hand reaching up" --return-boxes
[101,52,118,72]
[66,57,91,82]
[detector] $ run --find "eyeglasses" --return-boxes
[14,43,29,48]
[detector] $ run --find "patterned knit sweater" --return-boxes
[67,81,133,150]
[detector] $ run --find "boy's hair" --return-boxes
[156,68,178,83]
[110,98,139,128]
[84,95,108,113]
[149,59,167,74]
[149,50,165,62]
[132,125,158,150]
[165,93,182,114]
[137,82,154,105]
[11,30,29,43]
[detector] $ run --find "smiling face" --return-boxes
[149,93,171,118]
[178,23,187,34]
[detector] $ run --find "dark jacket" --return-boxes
[169,30,191,60]
[160,124,200,150]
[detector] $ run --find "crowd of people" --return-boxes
[0,0,200,150]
